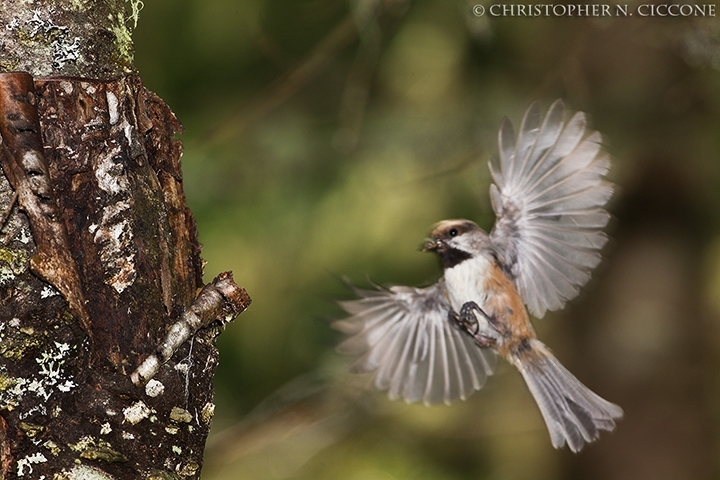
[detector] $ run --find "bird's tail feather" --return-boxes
[512,339,623,452]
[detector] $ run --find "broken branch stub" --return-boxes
[132,271,252,386]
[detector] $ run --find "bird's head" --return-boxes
[423,219,489,269]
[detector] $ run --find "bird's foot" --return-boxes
[449,301,497,348]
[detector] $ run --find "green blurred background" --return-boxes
[132,1,720,478]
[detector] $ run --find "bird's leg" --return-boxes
[449,301,497,348]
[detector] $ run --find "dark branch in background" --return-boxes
[202,14,357,145]
[201,0,412,147]
[334,4,387,153]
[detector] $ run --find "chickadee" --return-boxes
[334,100,623,452]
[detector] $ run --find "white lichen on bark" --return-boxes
[88,81,141,293]
[0,0,138,78]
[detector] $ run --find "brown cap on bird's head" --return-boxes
[423,219,480,252]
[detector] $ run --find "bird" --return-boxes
[333,99,623,453]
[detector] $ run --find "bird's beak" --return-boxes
[422,238,442,252]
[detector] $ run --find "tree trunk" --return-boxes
[0,2,250,478]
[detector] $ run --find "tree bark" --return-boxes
[0,2,250,478]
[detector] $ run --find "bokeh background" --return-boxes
[132,1,720,479]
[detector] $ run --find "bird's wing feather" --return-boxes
[489,100,612,318]
[334,280,496,405]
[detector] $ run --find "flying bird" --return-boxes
[333,100,622,452]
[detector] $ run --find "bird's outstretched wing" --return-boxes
[333,280,496,405]
[488,100,613,318]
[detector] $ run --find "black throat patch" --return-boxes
[439,247,472,269]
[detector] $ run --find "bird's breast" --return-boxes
[444,254,535,350]
[443,254,493,313]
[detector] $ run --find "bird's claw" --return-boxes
[449,301,497,348]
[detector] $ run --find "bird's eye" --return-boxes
[449,228,458,237]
